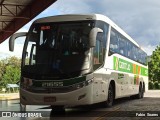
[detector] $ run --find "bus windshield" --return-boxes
[22,21,95,80]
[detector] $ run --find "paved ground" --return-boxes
[0,90,160,120]
[144,90,160,97]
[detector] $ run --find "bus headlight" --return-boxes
[85,79,93,85]
[74,78,93,89]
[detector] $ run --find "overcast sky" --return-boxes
[0,0,159,58]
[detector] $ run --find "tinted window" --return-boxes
[109,28,127,56]
[95,21,109,48]
[93,21,109,70]
[109,30,119,54]
[109,28,147,65]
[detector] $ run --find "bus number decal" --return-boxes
[42,81,63,87]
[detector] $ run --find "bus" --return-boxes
[9,14,148,111]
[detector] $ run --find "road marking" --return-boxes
[94,107,121,120]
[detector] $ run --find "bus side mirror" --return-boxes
[9,32,27,51]
[89,28,103,47]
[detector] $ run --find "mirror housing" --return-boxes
[9,32,27,51]
[89,28,103,47]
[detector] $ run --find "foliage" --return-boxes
[0,56,21,90]
[148,81,154,90]
[154,81,159,89]
[148,45,160,83]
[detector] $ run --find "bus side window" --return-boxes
[127,41,132,58]
[93,33,104,70]
[110,28,128,57]
[118,37,127,57]
[93,20,109,70]
[119,38,124,55]
[109,30,118,55]
[133,46,138,61]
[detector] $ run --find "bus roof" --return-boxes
[34,14,146,53]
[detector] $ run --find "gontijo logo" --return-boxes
[113,56,148,76]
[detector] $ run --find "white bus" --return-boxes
[9,14,148,111]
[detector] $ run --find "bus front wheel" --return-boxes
[20,103,26,112]
[103,84,114,107]
[51,106,65,114]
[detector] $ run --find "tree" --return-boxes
[148,45,160,83]
[0,56,21,90]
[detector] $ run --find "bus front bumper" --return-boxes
[20,84,93,107]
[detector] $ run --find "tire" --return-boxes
[20,103,26,112]
[141,84,144,98]
[135,83,144,99]
[51,106,65,114]
[130,95,136,99]
[103,84,114,107]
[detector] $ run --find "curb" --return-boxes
[0,93,19,100]
[144,90,160,98]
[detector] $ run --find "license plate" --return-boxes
[44,97,56,102]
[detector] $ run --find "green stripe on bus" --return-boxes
[113,56,148,76]
[141,67,148,76]
[63,76,86,86]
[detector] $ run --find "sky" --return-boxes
[0,0,160,58]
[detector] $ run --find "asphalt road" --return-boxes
[0,90,160,120]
